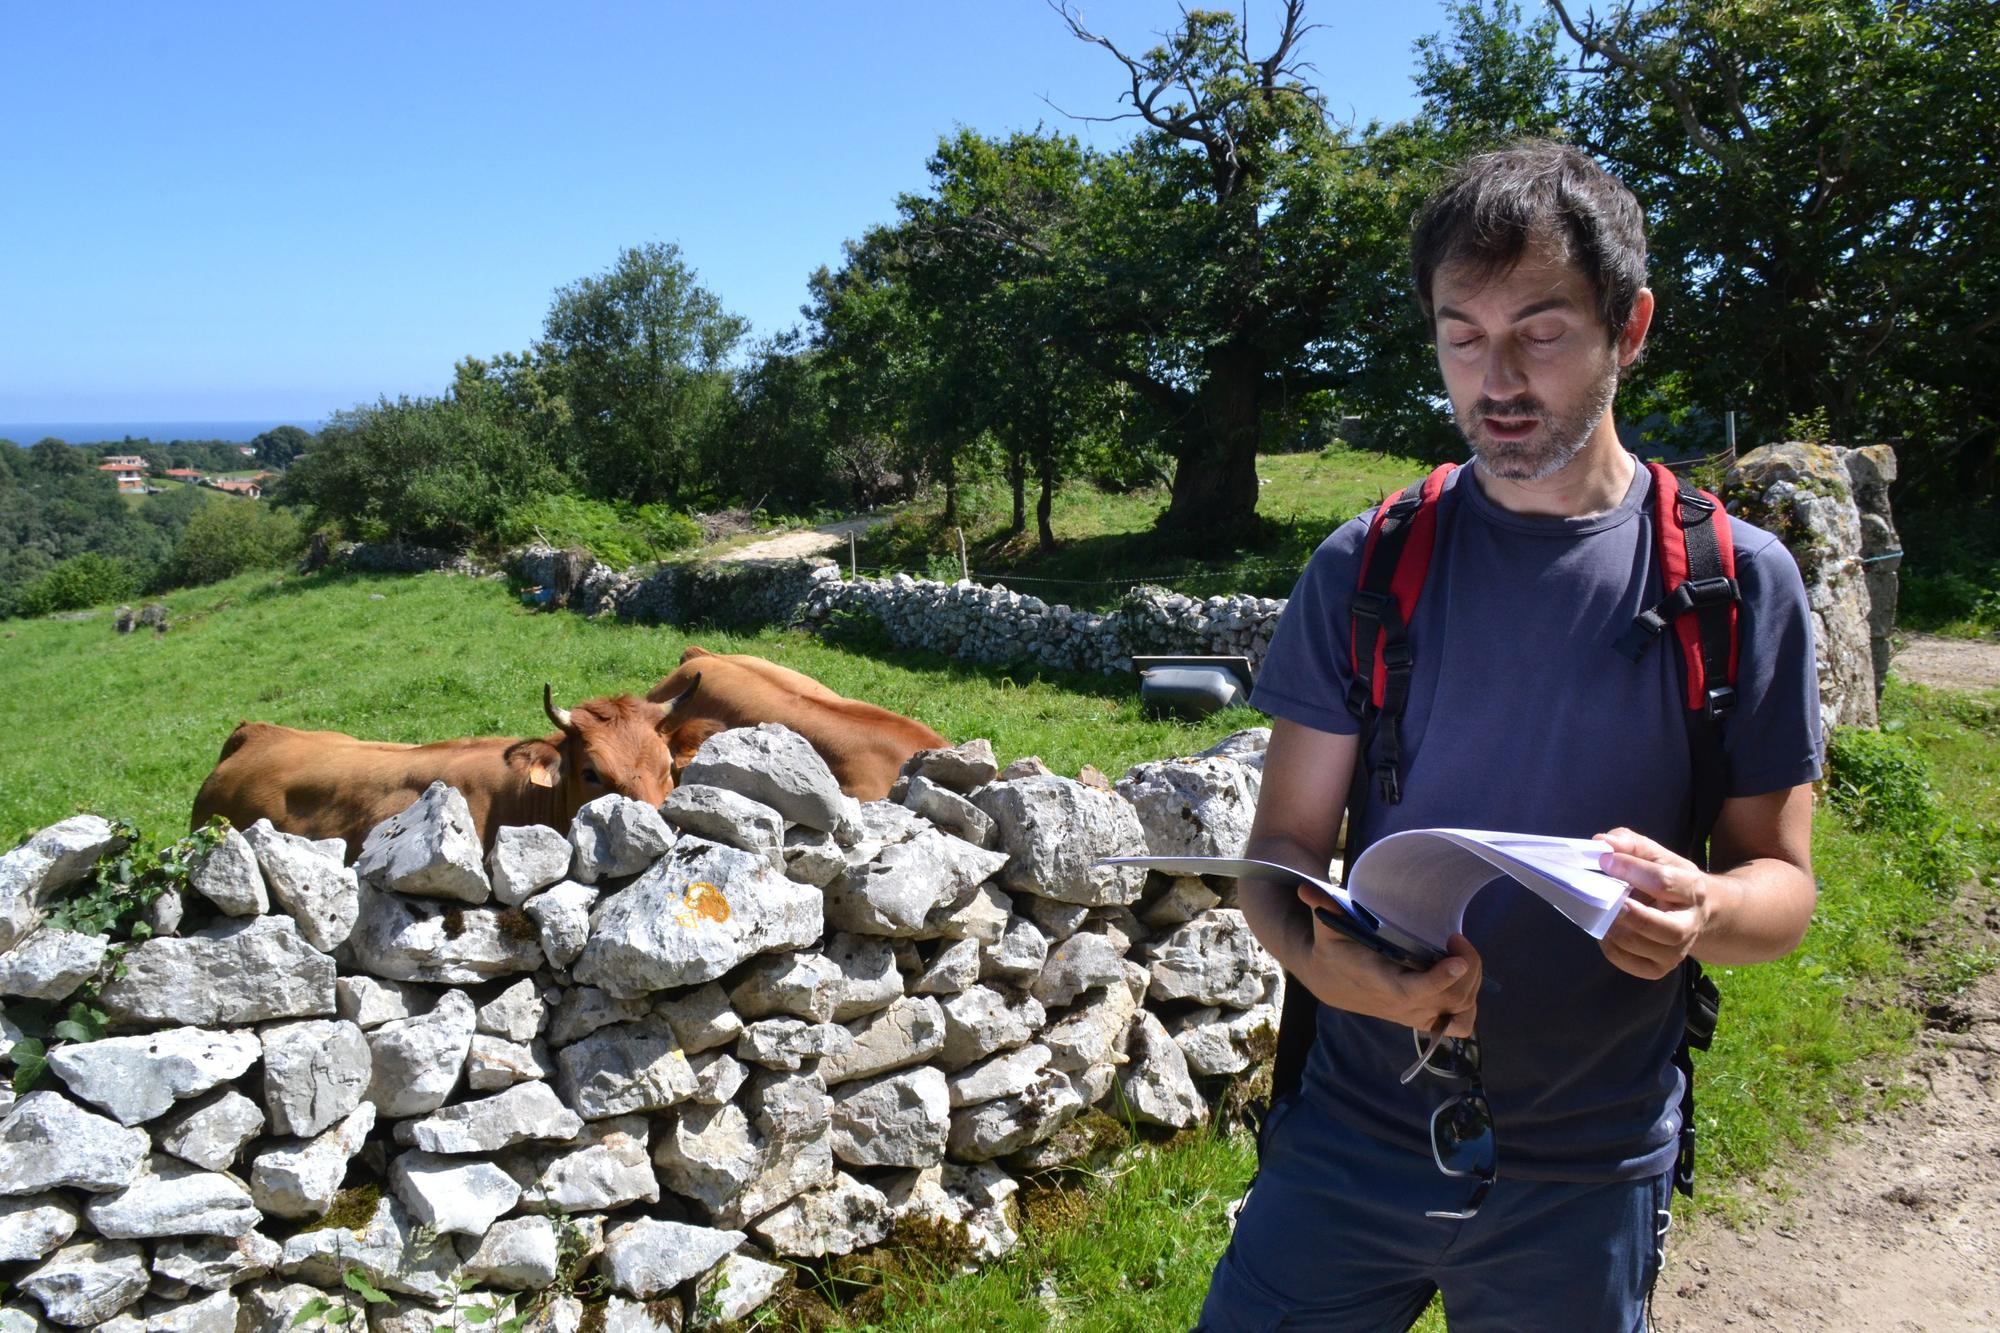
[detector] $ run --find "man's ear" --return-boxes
[1618,288,1655,366]
[504,738,564,789]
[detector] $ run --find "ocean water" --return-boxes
[0,420,323,445]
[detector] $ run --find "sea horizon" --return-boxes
[1,419,324,446]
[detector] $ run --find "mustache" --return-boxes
[1472,397,1546,419]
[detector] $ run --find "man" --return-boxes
[1196,141,1821,1331]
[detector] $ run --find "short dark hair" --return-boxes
[1411,140,1648,341]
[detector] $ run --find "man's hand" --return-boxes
[1595,827,1730,980]
[1293,882,1483,1037]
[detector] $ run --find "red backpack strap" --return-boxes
[1617,461,1741,715]
[1348,462,1456,804]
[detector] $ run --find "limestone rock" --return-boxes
[488,825,574,907]
[1169,1004,1276,1077]
[601,1218,744,1298]
[1138,876,1221,930]
[46,1027,259,1127]
[937,986,1045,1070]
[344,885,544,985]
[186,828,266,916]
[478,978,548,1041]
[823,830,1008,938]
[0,928,106,1001]
[0,1193,77,1263]
[677,724,846,832]
[365,989,475,1117]
[0,816,126,953]
[397,1081,583,1153]
[1116,1011,1205,1128]
[748,1171,890,1259]
[568,795,674,884]
[734,1018,851,1071]
[929,879,1012,946]
[98,917,335,1026]
[0,1092,148,1194]
[355,782,491,903]
[151,1232,282,1291]
[556,1019,697,1119]
[18,1239,149,1326]
[248,1102,375,1219]
[157,1091,265,1173]
[691,1253,789,1328]
[466,1035,553,1091]
[524,881,599,968]
[981,913,1049,985]
[572,838,821,998]
[1042,977,1139,1075]
[1144,909,1277,1008]
[82,1155,259,1239]
[277,1193,459,1302]
[1115,756,1257,858]
[1031,932,1129,1009]
[660,785,784,854]
[910,936,981,995]
[727,951,840,1022]
[652,1075,832,1228]
[945,1071,1085,1161]
[133,1288,238,1331]
[651,983,742,1054]
[688,1051,747,1105]
[336,975,432,1028]
[458,1216,560,1290]
[779,826,843,888]
[900,776,997,847]
[972,776,1147,905]
[503,1116,657,1214]
[389,1150,523,1235]
[899,739,998,794]
[830,1067,950,1169]
[242,820,359,951]
[818,996,945,1086]
[261,1019,370,1137]
[946,1043,1051,1109]
[822,933,903,1020]
[883,1161,1020,1264]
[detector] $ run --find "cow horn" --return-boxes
[662,671,702,715]
[544,684,574,733]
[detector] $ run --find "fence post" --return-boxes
[956,528,969,582]
[848,530,857,580]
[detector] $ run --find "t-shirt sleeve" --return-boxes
[1249,515,1373,736]
[1723,524,1825,797]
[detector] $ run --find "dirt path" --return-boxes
[1891,632,2000,691]
[1651,906,2000,1332]
[719,516,878,563]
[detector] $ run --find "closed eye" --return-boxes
[583,767,603,785]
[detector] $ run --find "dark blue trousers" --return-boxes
[1196,1093,1671,1332]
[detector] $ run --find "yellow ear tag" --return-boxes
[528,766,558,789]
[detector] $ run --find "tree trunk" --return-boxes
[1037,445,1058,553]
[1159,341,1263,539]
[1008,447,1027,535]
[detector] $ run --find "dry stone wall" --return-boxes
[0,726,1278,1330]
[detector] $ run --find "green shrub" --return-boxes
[497,492,700,567]
[16,553,143,616]
[1823,727,1971,891]
[169,498,305,587]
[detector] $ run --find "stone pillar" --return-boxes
[1722,442,1897,733]
[1841,446,1901,699]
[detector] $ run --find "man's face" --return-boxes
[1431,239,1637,482]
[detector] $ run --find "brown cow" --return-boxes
[191,686,705,858]
[647,646,947,800]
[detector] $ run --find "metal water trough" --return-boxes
[1133,655,1255,718]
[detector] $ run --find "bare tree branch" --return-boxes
[1550,0,1740,169]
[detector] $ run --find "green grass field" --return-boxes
[2,559,1994,1332]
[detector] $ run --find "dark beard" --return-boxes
[1456,362,1619,482]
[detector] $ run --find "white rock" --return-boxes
[524,881,600,968]
[547,986,649,1046]
[478,978,547,1041]
[97,917,336,1026]
[650,983,742,1054]
[1115,756,1258,858]
[135,1287,238,1331]
[572,839,822,998]
[344,885,544,985]
[603,1295,680,1333]
[0,1092,148,1194]
[779,826,843,888]
[356,782,492,903]
[946,1071,1086,1161]
[900,776,997,847]
[898,740,998,794]
[981,913,1049,984]
[937,986,1045,1070]
[568,795,674,884]
[946,1043,1051,1109]
[734,1018,851,1072]
[910,936,982,995]
[1138,876,1222,930]
[154,1090,264,1173]
[248,1101,374,1219]
[1042,978,1139,1074]
[1144,909,1277,1007]
[691,1253,789,1328]
[0,1193,78,1263]
[82,1155,260,1239]
[0,928,106,1001]
[0,816,125,953]
[972,776,1147,905]
[278,1194,459,1302]
[660,785,784,854]
[151,1232,282,1291]
[335,975,432,1028]
[488,825,575,907]
[822,933,904,1020]
[236,1280,358,1333]
[17,1238,149,1326]
[365,989,475,1117]
[930,879,1013,945]
[503,1115,657,1214]
[1031,932,1129,1008]
[556,1018,698,1119]
[186,827,267,916]
[1116,1011,1205,1128]
[398,1081,583,1153]
[688,1051,747,1105]
[830,1067,950,1169]
[1023,896,1090,942]
[390,1150,522,1235]
[458,1216,560,1290]
[823,830,1008,937]
[818,996,945,1086]
[466,1035,553,1090]
[601,1218,743,1298]
[45,1027,259,1127]
[676,725,846,832]
[260,1019,370,1137]
[748,1171,890,1259]
[652,1077,832,1228]
[727,952,840,1022]
[242,820,359,951]
[883,1161,1020,1263]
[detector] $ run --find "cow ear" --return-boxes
[505,738,564,788]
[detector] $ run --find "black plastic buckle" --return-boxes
[1381,640,1414,670]
[1683,575,1739,606]
[1676,489,1717,522]
[1351,589,1390,623]
[1703,685,1737,721]
[1375,763,1401,805]
[1614,612,1666,661]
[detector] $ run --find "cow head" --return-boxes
[505,685,694,820]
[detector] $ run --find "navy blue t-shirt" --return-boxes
[1251,459,1822,1182]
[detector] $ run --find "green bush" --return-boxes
[16,553,143,616]
[497,492,700,568]
[1823,727,1970,891]
[169,498,305,587]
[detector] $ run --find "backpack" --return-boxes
[1265,460,1735,1199]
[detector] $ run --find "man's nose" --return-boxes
[1480,340,1528,399]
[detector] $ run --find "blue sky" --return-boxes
[0,1,1452,423]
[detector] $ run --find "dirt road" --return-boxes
[720,516,877,564]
